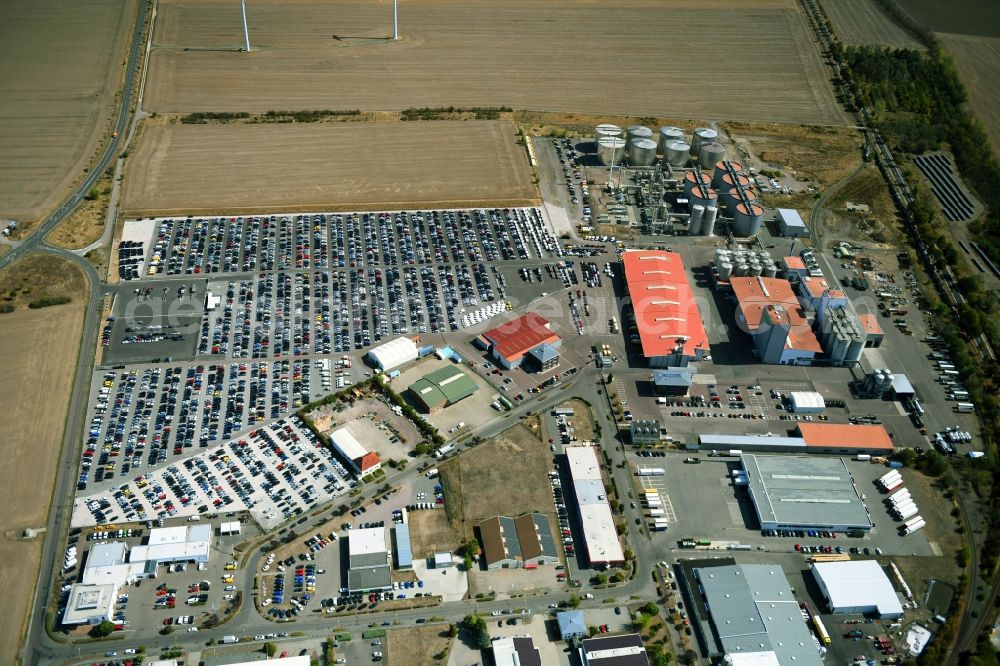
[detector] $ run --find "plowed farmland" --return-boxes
[940,33,1000,158]
[145,0,846,126]
[0,0,138,226]
[820,0,922,49]
[122,120,536,215]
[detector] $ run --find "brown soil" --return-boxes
[387,625,454,666]
[0,0,137,229]
[122,120,537,216]
[0,254,88,310]
[409,509,462,560]
[144,0,845,126]
[47,177,113,250]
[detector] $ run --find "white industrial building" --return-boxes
[130,525,211,565]
[789,391,825,413]
[347,527,392,592]
[366,336,418,372]
[492,636,541,666]
[329,426,381,475]
[776,208,809,238]
[565,445,625,567]
[62,582,119,626]
[812,560,904,618]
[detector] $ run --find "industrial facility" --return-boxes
[347,527,392,593]
[477,313,561,369]
[776,208,810,237]
[564,445,625,567]
[406,365,479,412]
[728,276,823,365]
[651,367,695,396]
[621,250,709,367]
[811,560,904,618]
[698,422,894,455]
[741,454,874,533]
[694,563,822,666]
[366,336,419,372]
[492,636,542,666]
[328,426,382,475]
[477,512,559,570]
[578,633,650,666]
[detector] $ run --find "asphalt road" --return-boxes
[16,2,152,664]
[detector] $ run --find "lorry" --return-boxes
[902,519,926,535]
[425,468,439,479]
[955,402,976,414]
[882,477,904,493]
[894,504,919,522]
[433,444,455,458]
[222,636,239,644]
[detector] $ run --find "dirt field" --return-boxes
[940,34,1000,158]
[558,398,596,441]
[722,122,863,187]
[897,0,1000,37]
[0,302,86,661]
[820,0,922,48]
[0,254,89,311]
[387,625,453,666]
[0,0,137,227]
[122,120,536,215]
[408,509,462,559]
[438,417,554,540]
[144,0,845,126]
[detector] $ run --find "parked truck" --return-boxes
[433,444,455,458]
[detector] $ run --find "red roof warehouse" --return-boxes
[480,313,561,369]
[622,250,709,367]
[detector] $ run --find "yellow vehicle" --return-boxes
[222,575,234,583]
[224,562,237,571]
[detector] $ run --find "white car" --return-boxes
[224,594,234,600]
[372,652,383,658]
[255,635,266,641]
[187,627,199,633]
[225,585,236,591]
[491,611,502,616]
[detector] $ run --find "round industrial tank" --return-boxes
[689,187,718,211]
[734,262,749,277]
[626,125,653,145]
[714,248,730,265]
[688,204,705,235]
[665,141,691,167]
[733,203,765,237]
[711,161,744,188]
[629,138,657,166]
[763,263,778,278]
[596,123,623,146]
[718,173,752,191]
[698,142,726,170]
[703,206,719,236]
[598,137,627,166]
[717,261,734,279]
[725,187,758,215]
[658,126,685,154]
[682,171,712,198]
[691,127,718,154]
[749,260,763,277]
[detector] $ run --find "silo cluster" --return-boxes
[714,249,734,280]
[863,369,896,397]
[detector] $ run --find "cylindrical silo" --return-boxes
[598,137,627,166]
[714,248,729,265]
[718,173,752,191]
[847,337,865,364]
[763,263,778,278]
[689,187,718,211]
[717,261,733,280]
[691,127,718,155]
[629,138,657,166]
[733,203,765,237]
[665,141,691,167]
[688,205,705,235]
[703,206,718,236]
[596,123,623,146]
[698,142,726,170]
[657,126,685,154]
[725,188,758,216]
[682,171,712,199]
[626,125,653,146]
[749,260,763,277]
[734,262,749,277]
[712,161,744,188]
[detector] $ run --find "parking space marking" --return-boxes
[640,477,677,523]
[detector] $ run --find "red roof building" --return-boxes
[797,422,894,453]
[730,276,822,364]
[357,452,382,473]
[622,251,709,367]
[482,313,561,369]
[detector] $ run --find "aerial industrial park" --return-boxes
[1,1,999,666]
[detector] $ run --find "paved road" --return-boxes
[16,2,152,664]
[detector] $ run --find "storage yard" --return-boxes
[143,0,845,125]
[122,121,537,215]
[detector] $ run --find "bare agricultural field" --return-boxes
[820,0,922,49]
[439,417,554,540]
[0,253,89,311]
[0,302,86,659]
[122,120,536,215]
[145,0,845,126]
[387,626,454,666]
[897,0,1000,38]
[0,0,138,227]
[940,34,1000,158]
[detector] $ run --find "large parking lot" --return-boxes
[72,416,356,529]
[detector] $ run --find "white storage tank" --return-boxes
[733,203,764,236]
[717,261,734,279]
[596,123,623,145]
[691,127,718,155]
[598,137,627,166]
[626,125,654,147]
[734,262,749,277]
[714,248,730,265]
[698,142,726,170]
[658,126,685,154]
[629,138,658,166]
[665,141,691,167]
[763,263,778,278]
[703,205,718,236]
[688,204,705,235]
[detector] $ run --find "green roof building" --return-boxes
[408,365,479,412]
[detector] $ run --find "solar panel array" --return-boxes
[914,154,975,221]
[533,513,558,558]
[499,516,522,560]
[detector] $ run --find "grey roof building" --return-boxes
[741,453,874,532]
[478,512,558,570]
[557,610,587,640]
[579,634,649,666]
[696,564,822,666]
